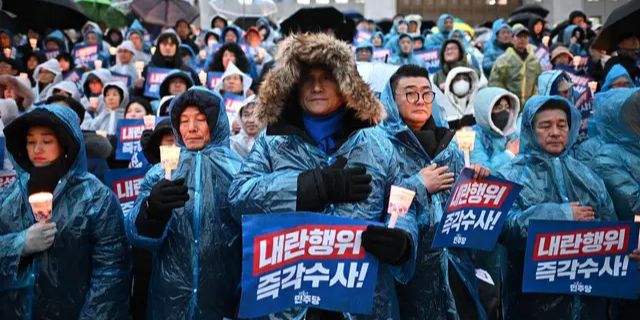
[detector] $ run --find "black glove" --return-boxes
[146,178,189,222]
[306,308,345,320]
[140,129,159,164]
[296,157,372,211]
[362,225,412,265]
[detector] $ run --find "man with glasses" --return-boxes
[379,64,490,319]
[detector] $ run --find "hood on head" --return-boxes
[33,59,63,83]
[444,66,479,97]
[592,88,640,145]
[81,69,112,95]
[537,70,566,96]
[159,70,194,99]
[116,40,136,55]
[45,30,69,52]
[127,19,146,39]
[102,81,130,111]
[474,87,520,136]
[528,17,545,35]
[519,95,580,156]
[491,18,511,42]
[437,14,454,35]
[255,33,383,126]
[221,26,243,44]
[4,105,86,175]
[602,64,635,92]
[0,75,36,109]
[371,31,385,46]
[155,29,181,47]
[214,61,252,95]
[82,21,103,38]
[405,14,423,34]
[210,15,228,29]
[158,95,175,117]
[169,87,230,148]
[52,80,81,100]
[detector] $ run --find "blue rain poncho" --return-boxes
[482,19,512,77]
[0,105,130,319]
[586,88,640,220]
[470,87,520,172]
[125,88,243,319]
[387,33,425,67]
[379,80,487,319]
[425,14,455,49]
[497,95,617,320]
[228,32,418,320]
[601,64,635,92]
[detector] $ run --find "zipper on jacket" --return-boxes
[188,152,203,319]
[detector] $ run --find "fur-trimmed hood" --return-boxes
[256,33,383,125]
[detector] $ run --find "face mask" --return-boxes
[452,80,470,96]
[491,110,510,131]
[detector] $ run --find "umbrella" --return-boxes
[0,10,22,32]
[511,4,549,18]
[507,12,543,27]
[76,0,127,28]
[2,0,89,31]
[209,0,277,18]
[233,16,277,31]
[343,10,364,23]
[592,0,640,52]
[280,6,355,43]
[131,0,198,27]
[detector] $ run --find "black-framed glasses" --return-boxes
[403,91,435,104]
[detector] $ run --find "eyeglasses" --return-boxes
[402,91,435,104]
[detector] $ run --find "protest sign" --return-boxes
[104,167,147,215]
[354,31,372,44]
[536,47,553,72]
[206,71,224,90]
[44,49,60,60]
[74,44,99,66]
[111,72,132,87]
[115,119,145,160]
[63,68,84,83]
[223,92,245,126]
[0,170,16,189]
[239,213,380,318]
[372,48,391,63]
[414,48,440,74]
[523,220,639,299]
[144,67,172,98]
[432,167,522,251]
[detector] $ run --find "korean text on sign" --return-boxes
[115,119,145,160]
[104,167,147,215]
[144,67,172,98]
[432,168,522,251]
[523,220,639,299]
[239,213,380,318]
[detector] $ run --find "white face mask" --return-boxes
[452,80,470,96]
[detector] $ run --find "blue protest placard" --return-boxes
[523,220,639,299]
[354,31,372,44]
[223,92,245,118]
[74,44,99,66]
[64,68,84,83]
[115,119,145,160]
[206,71,223,90]
[238,213,380,318]
[414,49,440,74]
[432,167,523,251]
[144,67,172,98]
[44,49,60,60]
[104,167,148,215]
[111,72,132,87]
[535,47,552,72]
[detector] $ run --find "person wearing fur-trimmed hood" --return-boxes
[229,33,419,320]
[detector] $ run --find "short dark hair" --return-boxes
[390,64,430,93]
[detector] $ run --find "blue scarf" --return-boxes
[302,108,345,154]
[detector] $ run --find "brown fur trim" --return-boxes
[256,33,383,125]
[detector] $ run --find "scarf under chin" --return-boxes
[28,156,69,195]
[302,107,345,154]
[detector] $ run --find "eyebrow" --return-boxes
[403,85,431,90]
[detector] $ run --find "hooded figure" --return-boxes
[110,40,138,87]
[601,64,635,92]
[355,40,375,62]
[213,61,252,97]
[32,59,63,103]
[482,19,512,77]
[80,68,112,98]
[0,75,35,112]
[434,39,475,88]
[228,33,418,320]
[586,88,640,220]
[384,19,409,53]
[73,24,110,68]
[471,87,520,171]
[0,105,130,319]
[125,88,243,319]
[388,33,425,67]
[441,66,479,129]
[497,96,616,320]
[51,80,82,101]
[143,29,200,86]
[377,65,487,320]
[425,14,455,49]
[84,81,129,134]
[43,30,68,53]
[140,117,173,164]
[126,20,151,64]
[229,95,261,158]
[562,25,588,57]
[528,17,546,48]
[159,70,194,99]
[371,31,385,48]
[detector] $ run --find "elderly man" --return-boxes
[125,88,242,319]
[229,33,418,320]
[489,24,541,106]
[498,95,616,319]
[379,64,490,319]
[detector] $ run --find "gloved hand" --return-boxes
[139,129,153,152]
[297,157,372,211]
[22,222,57,256]
[362,225,412,265]
[146,178,189,222]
